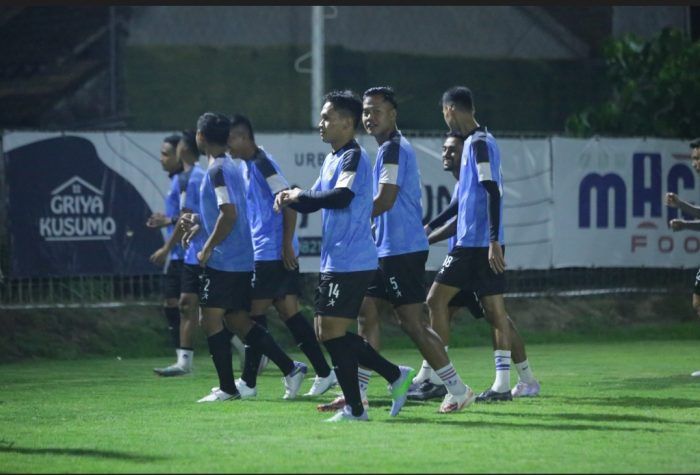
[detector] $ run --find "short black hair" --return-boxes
[163,133,181,149]
[444,131,466,142]
[230,113,255,142]
[179,129,200,156]
[363,86,398,109]
[196,112,231,146]
[441,86,474,112]
[691,138,700,149]
[323,90,362,129]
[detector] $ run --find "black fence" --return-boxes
[0,267,693,307]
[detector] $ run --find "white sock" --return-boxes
[427,346,450,385]
[491,350,511,393]
[176,348,193,369]
[358,368,372,395]
[435,363,468,396]
[514,359,536,384]
[413,360,433,384]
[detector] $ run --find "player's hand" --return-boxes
[424,224,431,236]
[282,241,299,271]
[182,224,200,249]
[669,219,685,232]
[274,188,302,213]
[665,192,680,208]
[488,241,506,274]
[179,213,198,232]
[149,247,168,266]
[197,247,212,267]
[146,212,170,228]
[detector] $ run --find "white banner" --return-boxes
[4,131,553,272]
[552,137,699,268]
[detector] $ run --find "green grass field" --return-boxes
[1,340,700,473]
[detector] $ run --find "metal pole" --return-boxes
[310,6,324,129]
[109,6,117,117]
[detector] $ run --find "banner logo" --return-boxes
[39,175,116,242]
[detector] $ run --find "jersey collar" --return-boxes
[463,125,487,139]
[332,138,359,156]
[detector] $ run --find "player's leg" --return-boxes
[356,295,381,399]
[157,263,204,376]
[237,296,273,395]
[196,268,240,402]
[692,283,700,377]
[475,294,514,402]
[501,315,541,397]
[225,270,307,398]
[427,249,480,412]
[274,293,336,396]
[318,315,367,421]
[401,297,472,411]
[154,260,184,375]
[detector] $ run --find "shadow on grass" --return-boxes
[488,411,690,425]
[605,375,699,390]
[382,417,661,432]
[553,395,700,409]
[0,444,165,462]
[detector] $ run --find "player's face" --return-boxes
[362,95,396,137]
[692,147,700,173]
[442,136,463,172]
[160,142,179,173]
[227,125,252,158]
[318,102,348,145]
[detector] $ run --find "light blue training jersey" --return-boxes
[198,155,254,272]
[456,126,505,248]
[242,148,299,262]
[310,139,377,273]
[372,130,429,257]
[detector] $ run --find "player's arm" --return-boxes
[669,219,700,232]
[372,142,401,217]
[198,170,237,266]
[427,217,457,245]
[276,151,359,213]
[425,200,458,232]
[256,158,301,270]
[666,192,700,219]
[281,207,299,269]
[473,139,505,274]
[146,212,177,228]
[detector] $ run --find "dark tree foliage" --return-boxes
[566,28,700,138]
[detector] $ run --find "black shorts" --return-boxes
[163,259,184,300]
[251,260,302,300]
[434,246,506,298]
[315,270,375,318]
[366,251,428,307]
[181,263,203,295]
[694,268,700,295]
[199,267,252,312]
[449,290,486,319]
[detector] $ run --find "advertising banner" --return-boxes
[552,137,698,268]
[4,131,552,275]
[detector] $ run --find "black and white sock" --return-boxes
[285,312,331,378]
[206,330,237,395]
[345,332,400,384]
[323,335,364,417]
[245,323,295,376]
[241,315,267,388]
[163,306,180,348]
